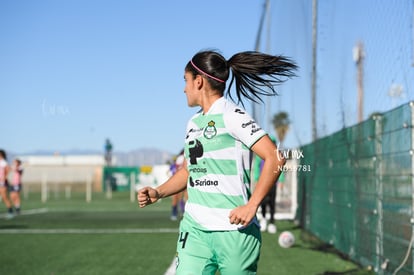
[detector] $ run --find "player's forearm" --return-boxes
[156,167,188,198]
[248,156,285,208]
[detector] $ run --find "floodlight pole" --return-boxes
[251,0,270,191]
[354,41,365,123]
[252,0,270,125]
[311,0,318,141]
[412,1,414,66]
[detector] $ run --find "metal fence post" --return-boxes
[411,101,414,275]
[374,114,384,274]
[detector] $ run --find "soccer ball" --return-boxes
[278,231,295,248]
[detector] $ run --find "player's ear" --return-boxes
[195,74,203,90]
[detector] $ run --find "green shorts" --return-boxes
[175,217,262,275]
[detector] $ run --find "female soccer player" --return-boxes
[10,158,23,214]
[0,149,13,218]
[138,50,296,274]
[169,149,187,221]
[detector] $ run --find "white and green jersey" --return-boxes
[183,97,266,231]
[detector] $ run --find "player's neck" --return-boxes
[201,95,221,115]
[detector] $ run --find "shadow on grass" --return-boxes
[317,269,363,275]
[0,224,28,229]
[297,230,375,275]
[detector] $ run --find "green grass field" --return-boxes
[0,192,373,275]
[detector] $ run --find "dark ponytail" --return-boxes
[185,50,297,105]
[227,51,297,104]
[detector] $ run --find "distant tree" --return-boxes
[272,112,290,143]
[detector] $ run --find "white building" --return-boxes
[17,155,111,192]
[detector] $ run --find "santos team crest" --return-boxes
[203,120,217,139]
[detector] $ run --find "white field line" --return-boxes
[21,208,49,215]
[0,228,179,234]
[0,208,49,219]
[0,207,179,274]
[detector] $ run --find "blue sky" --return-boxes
[1,0,413,155]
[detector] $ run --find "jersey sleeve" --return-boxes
[224,106,267,148]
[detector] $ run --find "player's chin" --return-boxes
[187,100,198,108]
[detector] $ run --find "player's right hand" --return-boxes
[137,187,160,208]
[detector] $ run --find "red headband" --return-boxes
[190,60,225,83]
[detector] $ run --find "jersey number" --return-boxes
[179,232,189,249]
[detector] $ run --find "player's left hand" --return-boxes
[137,187,160,208]
[229,204,258,227]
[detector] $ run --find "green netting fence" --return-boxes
[296,102,414,275]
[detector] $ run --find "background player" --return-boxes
[10,158,23,215]
[0,149,13,218]
[169,149,187,220]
